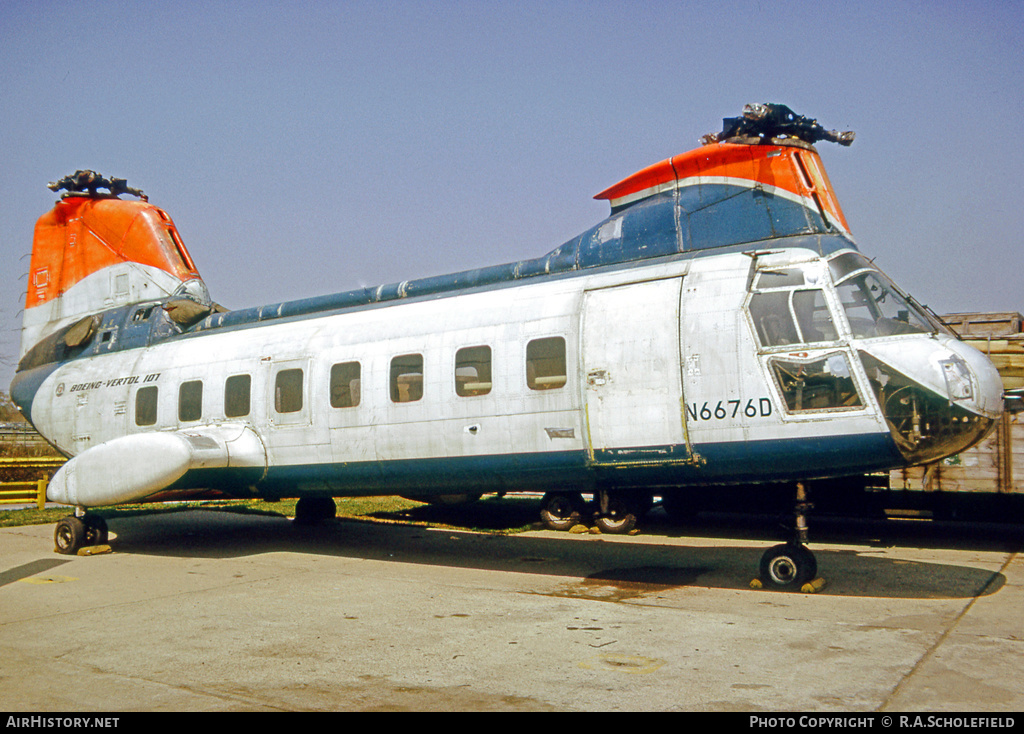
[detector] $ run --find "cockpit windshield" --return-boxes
[828,252,947,338]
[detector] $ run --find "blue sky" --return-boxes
[2,0,1022,389]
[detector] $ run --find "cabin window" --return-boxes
[275,368,304,413]
[391,354,423,403]
[135,386,158,426]
[178,380,203,422]
[330,362,361,408]
[224,374,251,418]
[526,337,567,390]
[455,346,492,397]
[769,353,863,412]
[132,305,155,323]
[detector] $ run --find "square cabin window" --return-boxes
[178,380,203,422]
[224,374,251,418]
[330,362,361,408]
[390,354,423,403]
[455,346,492,397]
[526,337,567,390]
[275,368,304,414]
[135,386,158,426]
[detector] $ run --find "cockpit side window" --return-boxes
[749,289,837,347]
[794,290,838,343]
[828,251,947,337]
[835,272,932,338]
[750,291,800,346]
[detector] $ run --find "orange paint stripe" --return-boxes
[26,197,201,309]
[594,142,848,231]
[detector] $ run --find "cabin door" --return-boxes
[581,277,692,465]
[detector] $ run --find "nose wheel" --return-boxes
[54,513,108,555]
[759,542,817,588]
[756,482,821,591]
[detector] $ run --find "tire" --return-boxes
[539,493,585,531]
[759,543,817,589]
[84,515,108,546]
[54,516,87,555]
[294,496,337,525]
[594,496,638,535]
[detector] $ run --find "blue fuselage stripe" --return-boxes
[173,432,902,498]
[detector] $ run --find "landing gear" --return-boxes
[293,496,337,525]
[759,543,817,589]
[54,513,108,555]
[540,492,586,531]
[757,482,819,590]
[538,490,648,534]
[594,490,644,535]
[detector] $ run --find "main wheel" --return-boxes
[294,497,337,525]
[539,492,585,531]
[759,543,817,589]
[594,495,639,535]
[54,516,87,555]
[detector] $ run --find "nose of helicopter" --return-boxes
[857,335,1004,465]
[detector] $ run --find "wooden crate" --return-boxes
[942,311,1023,337]
[890,413,1023,494]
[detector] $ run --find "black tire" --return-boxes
[539,492,585,531]
[54,516,87,555]
[759,543,817,589]
[294,497,337,525]
[83,515,108,546]
[594,496,638,535]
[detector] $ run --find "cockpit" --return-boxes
[746,250,1003,465]
[827,251,951,339]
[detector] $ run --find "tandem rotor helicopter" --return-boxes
[10,104,1003,588]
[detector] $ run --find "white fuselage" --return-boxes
[24,246,1002,506]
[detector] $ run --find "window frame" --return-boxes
[390,353,424,403]
[526,336,567,391]
[454,345,492,397]
[224,374,251,418]
[330,361,362,408]
[178,380,203,422]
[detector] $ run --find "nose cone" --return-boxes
[858,335,1003,465]
[9,364,56,428]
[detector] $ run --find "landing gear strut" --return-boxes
[758,482,818,590]
[54,512,108,555]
